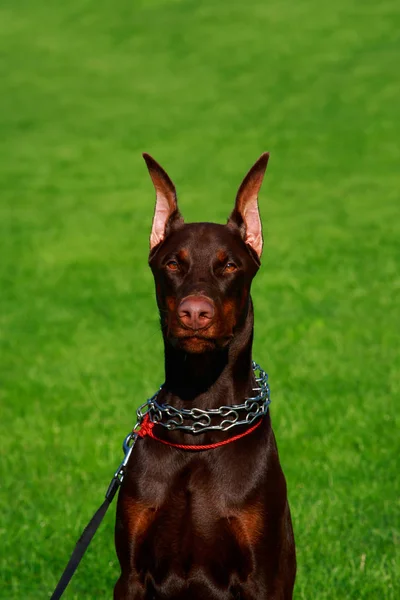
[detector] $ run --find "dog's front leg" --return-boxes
[114,575,146,600]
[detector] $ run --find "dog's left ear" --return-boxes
[143,153,184,251]
[228,152,269,258]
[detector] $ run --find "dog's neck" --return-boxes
[160,303,256,409]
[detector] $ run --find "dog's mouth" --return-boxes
[162,307,235,353]
[168,331,234,353]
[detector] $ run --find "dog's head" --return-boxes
[144,153,269,354]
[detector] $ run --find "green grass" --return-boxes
[1,0,399,597]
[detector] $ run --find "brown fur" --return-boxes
[114,154,296,599]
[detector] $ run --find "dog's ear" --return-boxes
[228,152,269,258]
[143,153,184,250]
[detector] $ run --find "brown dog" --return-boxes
[114,153,296,599]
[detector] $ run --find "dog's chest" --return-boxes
[121,452,262,583]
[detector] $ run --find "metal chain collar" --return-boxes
[135,362,270,435]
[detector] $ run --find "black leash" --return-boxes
[50,432,137,599]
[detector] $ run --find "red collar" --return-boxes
[136,413,263,451]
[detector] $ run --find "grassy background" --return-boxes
[1,0,399,598]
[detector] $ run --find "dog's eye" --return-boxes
[224,262,237,273]
[166,260,179,271]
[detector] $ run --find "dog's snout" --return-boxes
[178,295,215,330]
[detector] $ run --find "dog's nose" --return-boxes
[178,296,215,330]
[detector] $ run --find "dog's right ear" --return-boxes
[143,153,184,250]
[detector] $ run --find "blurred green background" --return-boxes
[0,0,399,598]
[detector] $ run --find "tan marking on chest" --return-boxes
[229,503,264,547]
[122,498,157,540]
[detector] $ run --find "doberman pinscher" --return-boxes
[114,153,296,599]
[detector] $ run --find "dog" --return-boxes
[114,153,296,599]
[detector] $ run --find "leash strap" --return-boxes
[50,436,135,599]
[50,496,112,600]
